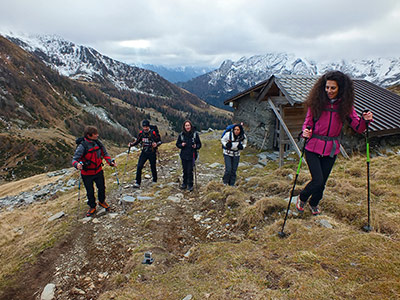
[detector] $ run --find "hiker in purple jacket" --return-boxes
[296,71,373,215]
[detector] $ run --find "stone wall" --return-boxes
[232,96,276,150]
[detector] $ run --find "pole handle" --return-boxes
[362,109,371,126]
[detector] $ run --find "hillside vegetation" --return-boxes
[0,132,399,299]
[0,36,231,182]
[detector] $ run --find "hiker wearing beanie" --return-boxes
[296,71,373,216]
[72,126,117,217]
[221,123,247,186]
[176,120,202,191]
[129,120,162,188]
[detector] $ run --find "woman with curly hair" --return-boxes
[296,71,373,215]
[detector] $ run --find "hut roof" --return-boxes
[224,75,400,136]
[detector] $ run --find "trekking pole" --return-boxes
[76,174,82,220]
[362,109,372,232]
[156,148,165,178]
[278,126,310,238]
[112,159,120,186]
[122,146,131,184]
[193,151,198,191]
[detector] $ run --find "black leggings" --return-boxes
[299,150,336,207]
[181,158,194,187]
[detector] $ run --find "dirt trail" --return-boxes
[0,139,238,300]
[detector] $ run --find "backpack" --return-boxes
[221,124,244,141]
[149,124,161,140]
[75,137,102,157]
[179,131,200,161]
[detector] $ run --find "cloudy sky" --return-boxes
[1,0,400,67]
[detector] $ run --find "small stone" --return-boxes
[72,287,85,295]
[184,249,191,258]
[137,196,154,201]
[48,211,65,222]
[41,283,55,300]
[319,219,333,229]
[167,196,181,203]
[193,214,202,221]
[122,195,135,202]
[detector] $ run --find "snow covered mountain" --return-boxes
[3,33,174,98]
[1,32,230,132]
[179,53,400,109]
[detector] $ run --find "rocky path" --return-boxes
[1,136,243,300]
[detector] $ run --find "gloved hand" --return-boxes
[226,141,232,149]
[237,142,243,150]
[110,159,117,167]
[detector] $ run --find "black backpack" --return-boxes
[149,124,161,140]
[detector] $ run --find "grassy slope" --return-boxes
[0,134,399,299]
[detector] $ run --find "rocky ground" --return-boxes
[0,132,251,300]
[2,132,399,300]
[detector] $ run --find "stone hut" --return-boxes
[224,75,400,165]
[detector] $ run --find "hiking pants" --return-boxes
[223,154,240,186]
[299,150,337,207]
[136,151,157,185]
[181,158,194,187]
[81,170,106,209]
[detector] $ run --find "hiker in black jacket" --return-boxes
[129,120,162,188]
[176,120,201,191]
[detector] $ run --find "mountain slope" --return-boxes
[0,36,145,181]
[3,33,230,132]
[1,135,400,299]
[0,33,231,181]
[179,53,400,109]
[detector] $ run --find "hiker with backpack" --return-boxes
[129,119,162,188]
[296,71,373,216]
[176,120,202,191]
[221,123,247,186]
[72,126,117,217]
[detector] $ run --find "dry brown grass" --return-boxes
[0,192,75,287]
[1,138,400,299]
[237,196,286,230]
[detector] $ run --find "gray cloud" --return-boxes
[1,0,399,67]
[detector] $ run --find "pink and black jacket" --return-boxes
[302,99,370,157]
[72,138,113,176]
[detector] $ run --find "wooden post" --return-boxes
[268,98,301,158]
[278,105,285,167]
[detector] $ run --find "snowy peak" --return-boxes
[179,53,400,109]
[3,32,169,98]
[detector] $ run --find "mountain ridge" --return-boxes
[178,53,400,108]
[0,34,231,181]
[2,32,230,130]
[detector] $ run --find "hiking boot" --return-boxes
[180,184,187,190]
[99,201,110,211]
[187,185,193,192]
[86,207,96,217]
[133,183,140,188]
[296,197,306,213]
[309,205,321,216]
